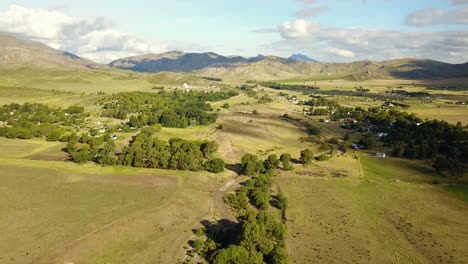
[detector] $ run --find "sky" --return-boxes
[0,0,467,63]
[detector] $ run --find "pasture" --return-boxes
[0,73,466,263]
[278,153,468,264]
[0,139,233,264]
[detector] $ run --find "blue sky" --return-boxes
[0,0,467,62]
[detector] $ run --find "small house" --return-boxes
[376,152,386,158]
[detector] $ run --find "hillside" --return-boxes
[198,58,468,81]
[0,32,102,70]
[110,50,468,81]
[109,51,264,73]
[289,53,317,62]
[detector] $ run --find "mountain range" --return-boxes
[0,32,102,70]
[1,32,468,81]
[288,54,317,62]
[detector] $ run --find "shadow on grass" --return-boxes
[225,163,242,175]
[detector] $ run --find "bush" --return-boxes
[316,154,331,161]
[306,124,321,135]
[300,149,314,164]
[280,153,292,170]
[205,158,225,173]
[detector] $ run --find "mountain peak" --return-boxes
[289,53,317,62]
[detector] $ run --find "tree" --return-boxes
[359,132,377,149]
[392,141,405,157]
[264,154,280,170]
[222,103,230,109]
[201,141,219,158]
[270,246,289,264]
[433,157,449,172]
[306,124,321,135]
[252,110,259,115]
[213,245,263,264]
[241,153,259,176]
[343,132,351,141]
[300,149,314,165]
[280,153,291,170]
[276,192,288,211]
[251,189,270,210]
[192,239,205,252]
[448,157,465,178]
[205,158,225,173]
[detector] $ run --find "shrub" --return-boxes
[205,158,225,173]
[300,149,314,164]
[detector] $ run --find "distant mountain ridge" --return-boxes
[109,51,268,73]
[110,51,468,80]
[1,33,467,81]
[0,32,102,69]
[289,53,317,62]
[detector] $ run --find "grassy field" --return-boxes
[445,185,468,203]
[0,138,235,264]
[0,70,467,263]
[278,153,468,264]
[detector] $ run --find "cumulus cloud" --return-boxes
[0,5,186,63]
[406,7,468,26]
[278,19,320,39]
[326,47,355,58]
[256,19,468,63]
[295,7,328,18]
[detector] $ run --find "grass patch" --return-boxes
[445,185,468,203]
[358,152,436,182]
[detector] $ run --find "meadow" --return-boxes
[278,153,468,264]
[0,74,466,263]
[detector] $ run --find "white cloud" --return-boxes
[406,7,468,26]
[326,47,355,58]
[278,19,320,39]
[0,5,185,63]
[256,19,468,63]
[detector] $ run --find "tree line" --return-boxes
[260,82,320,91]
[190,154,290,264]
[101,90,238,128]
[0,103,86,140]
[66,125,225,172]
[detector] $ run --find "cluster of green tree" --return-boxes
[117,126,224,172]
[304,97,339,107]
[239,84,258,91]
[66,125,225,172]
[65,131,117,164]
[385,119,467,177]
[0,103,87,140]
[311,108,328,116]
[202,77,223,82]
[101,90,237,128]
[240,153,292,176]
[385,90,430,97]
[335,106,467,177]
[192,155,289,263]
[260,82,319,91]
[355,86,370,92]
[306,124,322,136]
